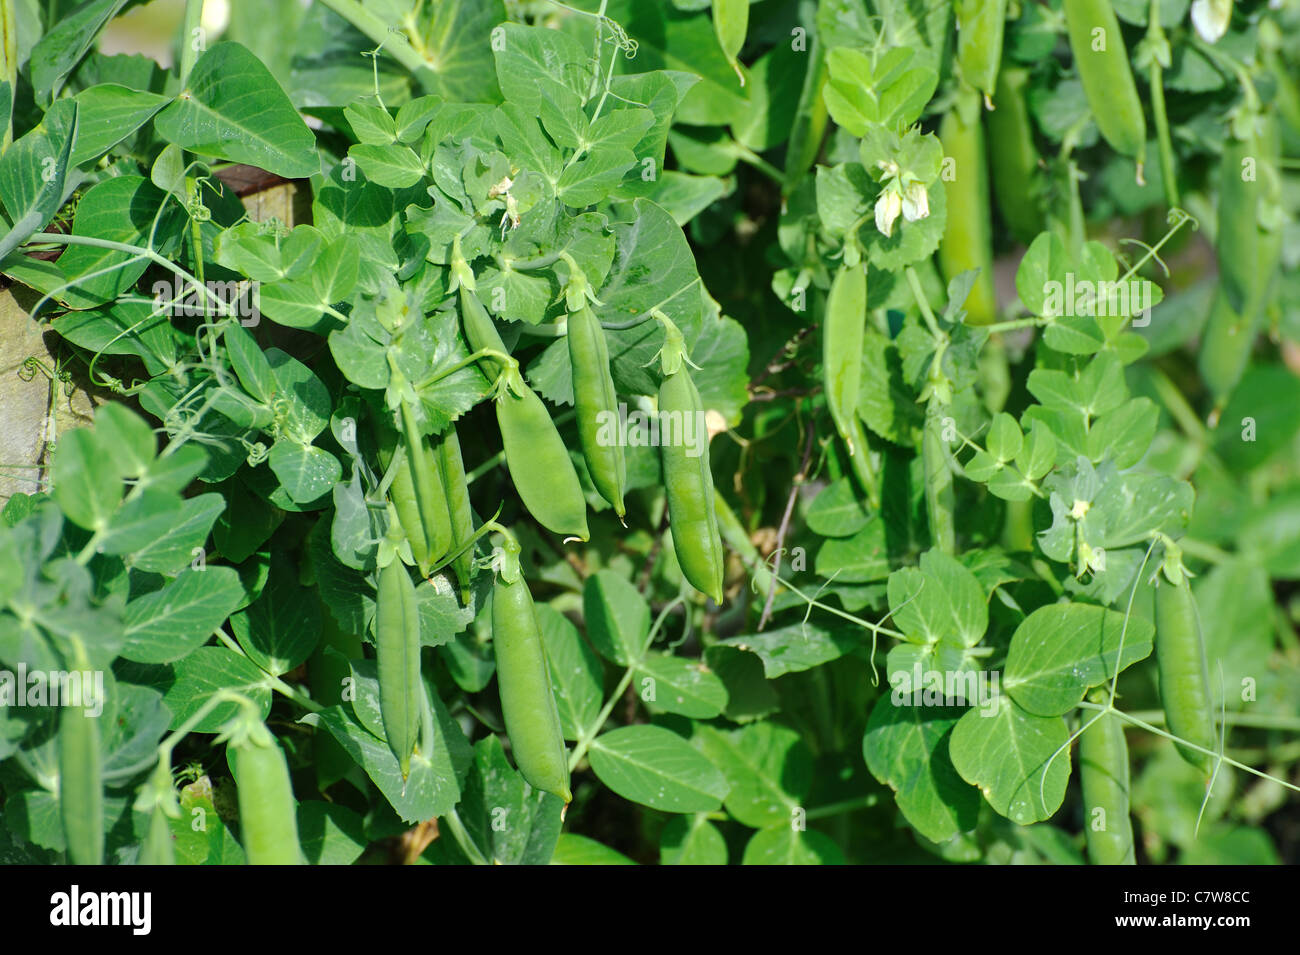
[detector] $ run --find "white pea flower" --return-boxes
[1190,0,1232,43]
[875,188,902,237]
[902,180,930,222]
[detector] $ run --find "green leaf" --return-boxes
[1002,603,1154,716]
[52,428,121,532]
[863,698,979,843]
[492,22,592,116]
[693,722,811,828]
[70,84,169,165]
[0,99,78,261]
[298,802,368,865]
[633,652,727,718]
[949,696,1071,825]
[129,493,225,575]
[538,605,603,741]
[451,736,564,865]
[550,833,636,865]
[588,725,729,813]
[660,814,728,864]
[155,43,319,179]
[718,623,861,679]
[582,570,651,665]
[30,0,130,103]
[121,566,245,664]
[741,827,844,865]
[886,549,988,647]
[350,143,426,188]
[161,646,272,732]
[805,478,871,538]
[814,516,890,582]
[230,559,320,676]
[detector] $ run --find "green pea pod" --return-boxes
[1063,0,1147,164]
[987,66,1042,245]
[460,286,589,540]
[231,724,304,865]
[139,804,175,865]
[568,305,626,516]
[58,667,103,865]
[659,367,725,603]
[376,558,422,778]
[1154,577,1216,777]
[784,33,828,187]
[1078,708,1136,865]
[493,564,571,801]
[393,399,452,573]
[823,262,866,452]
[1201,114,1282,406]
[923,401,955,554]
[956,0,1008,102]
[938,93,997,325]
[434,425,476,602]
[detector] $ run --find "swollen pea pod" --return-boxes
[229,717,304,865]
[58,642,103,865]
[1154,568,1216,777]
[391,398,452,574]
[956,0,1008,103]
[492,534,571,801]
[1199,111,1282,406]
[376,557,422,778]
[938,91,997,326]
[660,365,725,603]
[1063,0,1147,169]
[986,66,1043,244]
[459,285,589,541]
[434,425,476,603]
[823,261,865,453]
[1078,705,1136,865]
[568,304,626,517]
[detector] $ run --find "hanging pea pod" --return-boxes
[135,762,178,865]
[459,285,589,540]
[1063,0,1147,169]
[956,0,1008,104]
[923,400,955,554]
[375,557,422,778]
[986,66,1043,244]
[1078,704,1136,865]
[568,304,626,517]
[1154,555,1216,778]
[823,260,865,453]
[938,90,997,325]
[491,533,571,801]
[227,715,304,865]
[390,397,452,575]
[434,425,476,602]
[58,642,103,866]
[784,33,828,189]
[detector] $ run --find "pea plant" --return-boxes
[0,0,1297,867]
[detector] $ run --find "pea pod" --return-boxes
[1154,575,1216,777]
[659,366,725,603]
[568,304,626,516]
[139,803,176,865]
[391,398,452,574]
[923,401,955,554]
[1078,707,1136,865]
[956,0,1007,102]
[1063,0,1147,165]
[460,286,589,540]
[58,651,103,865]
[230,721,304,865]
[823,262,866,453]
[784,33,828,188]
[938,92,997,325]
[492,541,571,801]
[376,557,422,778]
[986,66,1042,244]
[434,425,476,602]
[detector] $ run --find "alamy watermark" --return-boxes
[889,662,1001,717]
[152,276,260,326]
[0,665,105,717]
[596,403,709,458]
[1042,273,1155,327]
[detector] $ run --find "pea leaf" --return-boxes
[693,722,811,828]
[538,605,603,741]
[121,566,245,664]
[588,725,729,813]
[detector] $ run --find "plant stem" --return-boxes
[441,807,489,865]
[568,667,635,772]
[178,0,203,85]
[315,0,430,76]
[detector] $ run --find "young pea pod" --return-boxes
[823,262,866,453]
[659,367,725,603]
[956,0,1008,103]
[434,425,476,602]
[1154,574,1216,777]
[230,721,304,865]
[136,763,177,865]
[58,651,103,865]
[568,304,626,517]
[923,401,955,555]
[938,92,997,325]
[391,398,452,574]
[459,286,589,540]
[1063,0,1147,166]
[376,557,422,778]
[987,66,1043,244]
[1078,708,1136,865]
[492,541,571,801]
[1200,112,1282,406]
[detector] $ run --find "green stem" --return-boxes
[804,796,876,820]
[1121,709,1300,733]
[1,0,16,149]
[733,143,785,185]
[923,400,955,555]
[441,807,489,865]
[315,0,430,76]
[568,667,635,772]
[178,0,203,85]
